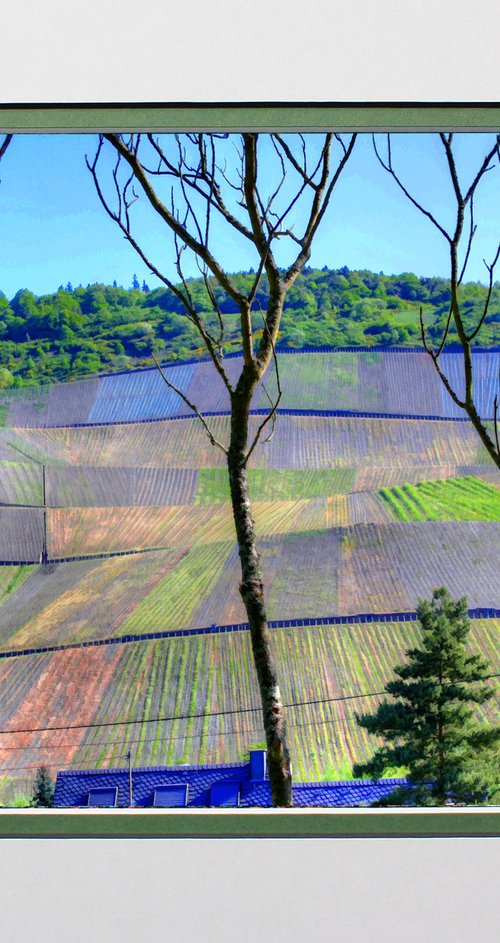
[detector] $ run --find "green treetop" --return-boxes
[31,765,55,808]
[353,587,499,805]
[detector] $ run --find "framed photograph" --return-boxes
[0,101,499,942]
[0,101,498,831]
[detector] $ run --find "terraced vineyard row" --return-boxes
[45,466,199,508]
[0,508,44,562]
[44,499,356,557]
[3,461,497,509]
[2,478,497,561]
[0,617,497,800]
[194,467,357,503]
[2,350,498,427]
[1,522,498,651]
[0,462,43,506]
[1,414,492,469]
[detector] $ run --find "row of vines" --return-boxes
[2,351,498,427]
[1,413,493,469]
[1,522,498,651]
[0,617,497,799]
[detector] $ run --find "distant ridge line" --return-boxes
[92,344,500,378]
[1,608,499,661]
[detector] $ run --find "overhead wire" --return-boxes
[0,672,497,773]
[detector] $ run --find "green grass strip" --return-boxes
[118,541,233,636]
[0,565,35,602]
[379,476,500,522]
[195,468,356,504]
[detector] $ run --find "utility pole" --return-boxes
[127,749,133,806]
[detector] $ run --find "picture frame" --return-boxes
[0,100,498,943]
[0,90,500,943]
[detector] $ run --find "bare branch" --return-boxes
[196,258,227,354]
[381,132,500,469]
[245,315,283,465]
[373,134,452,244]
[458,196,477,285]
[152,353,228,454]
[419,305,455,367]
[273,134,319,188]
[247,253,268,308]
[334,133,347,157]
[146,133,255,243]
[439,132,463,206]
[283,133,358,286]
[466,243,500,342]
[463,134,500,206]
[86,137,233,393]
[103,134,249,309]
[419,310,467,410]
[242,133,282,284]
[0,134,12,162]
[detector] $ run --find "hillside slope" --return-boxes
[0,350,498,802]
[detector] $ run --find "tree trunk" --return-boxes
[449,281,500,470]
[227,371,293,807]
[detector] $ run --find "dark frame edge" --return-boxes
[0,102,499,132]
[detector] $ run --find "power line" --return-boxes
[0,701,382,756]
[2,694,499,775]
[1,681,498,774]
[0,672,497,738]
[3,691,498,762]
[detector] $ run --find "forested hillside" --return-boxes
[1,266,498,387]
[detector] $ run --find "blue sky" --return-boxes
[0,133,498,298]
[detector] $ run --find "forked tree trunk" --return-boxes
[227,368,293,806]
[90,131,358,807]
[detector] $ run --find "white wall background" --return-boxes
[1,837,500,943]
[1,0,499,102]
[0,2,498,940]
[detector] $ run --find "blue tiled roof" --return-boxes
[54,753,407,808]
[240,778,407,807]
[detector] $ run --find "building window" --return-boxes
[210,782,240,807]
[87,787,118,807]
[153,785,189,808]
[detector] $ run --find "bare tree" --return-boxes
[374,133,500,469]
[87,131,356,805]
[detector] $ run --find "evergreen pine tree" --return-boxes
[353,587,499,805]
[31,765,54,807]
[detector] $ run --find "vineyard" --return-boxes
[0,522,498,651]
[379,477,500,522]
[0,413,493,471]
[1,349,498,427]
[0,349,498,803]
[0,617,497,799]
